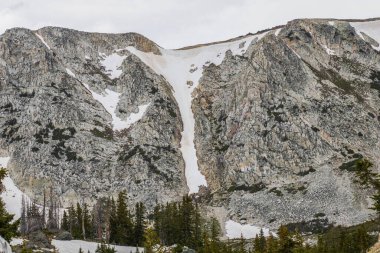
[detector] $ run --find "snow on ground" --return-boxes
[351,20,380,51]
[126,32,268,193]
[321,44,336,55]
[35,33,51,50]
[66,68,76,77]
[52,239,143,253]
[328,21,335,26]
[10,238,23,246]
[225,220,271,239]
[0,157,65,221]
[0,236,12,253]
[82,83,149,131]
[99,52,127,79]
[0,156,28,219]
[275,28,282,36]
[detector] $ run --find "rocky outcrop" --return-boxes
[193,19,380,228]
[1,18,380,230]
[0,27,187,208]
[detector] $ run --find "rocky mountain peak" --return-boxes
[1,18,380,232]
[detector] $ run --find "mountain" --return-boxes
[0,18,380,233]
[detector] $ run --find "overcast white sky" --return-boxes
[0,0,379,49]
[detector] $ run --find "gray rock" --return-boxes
[1,18,380,231]
[55,231,73,241]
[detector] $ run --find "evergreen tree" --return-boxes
[144,227,159,253]
[61,210,69,231]
[0,168,19,241]
[68,204,77,236]
[82,203,93,240]
[354,225,371,253]
[115,191,133,245]
[20,195,27,235]
[109,197,117,243]
[292,230,305,253]
[277,225,293,253]
[194,202,203,250]
[266,233,279,253]
[95,243,116,253]
[180,195,195,247]
[133,202,145,246]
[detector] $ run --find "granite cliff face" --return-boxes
[194,19,380,229]
[1,18,380,230]
[0,27,187,208]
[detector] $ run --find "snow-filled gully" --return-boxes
[126,32,267,193]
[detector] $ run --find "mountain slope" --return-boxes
[0,18,380,231]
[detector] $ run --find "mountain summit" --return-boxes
[0,18,380,231]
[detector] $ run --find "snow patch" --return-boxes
[275,28,282,36]
[82,83,149,131]
[0,236,12,253]
[328,21,335,26]
[126,32,268,193]
[322,44,336,55]
[0,157,30,220]
[99,52,127,79]
[225,220,270,239]
[351,20,380,51]
[35,33,51,50]
[66,68,76,77]
[52,239,143,253]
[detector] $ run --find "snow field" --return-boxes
[82,83,150,131]
[126,32,268,193]
[225,220,271,239]
[351,20,380,51]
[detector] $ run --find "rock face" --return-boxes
[193,19,380,228]
[1,19,380,230]
[0,27,187,208]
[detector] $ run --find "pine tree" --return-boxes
[95,243,116,253]
[133,202,145,246]
[82,203,93,240]
[180,195,195,247]
[277,225,293,253]
[266,233,278,253]
[109,197,117,243]
[209,217,221,253]
[20,195,27,235]
[257,229,266,253]
[194,202,203,250]
[75,203,83,239]
[144,227,160,253]
[292,230,304,253]
[237,234,246,253]
[0,168,20,241]
[61,210,69,231]
[254,235,261,253]
[68,204,77,236]
[115,191,133,245]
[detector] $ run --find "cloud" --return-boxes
[0,0,379,48]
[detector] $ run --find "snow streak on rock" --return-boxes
[82,83,149,131]
[99,52,127,79]
[66,68,76,77]
[126,32,268,193]
[35,33,51,50]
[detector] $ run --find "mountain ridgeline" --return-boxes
[0,18,380,232]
